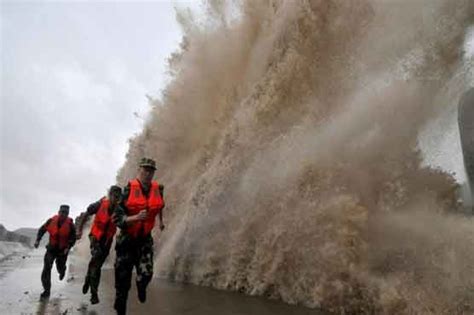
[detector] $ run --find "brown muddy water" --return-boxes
[0,248,326,315]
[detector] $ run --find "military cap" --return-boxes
[139,157,157,170]
[109,185,122,196]
[59,204,70,212]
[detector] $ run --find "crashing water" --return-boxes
[117,1,474,313]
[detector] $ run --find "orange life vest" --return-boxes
[125,179,164,238]
[46,215,73,250]
[90,197,117,243]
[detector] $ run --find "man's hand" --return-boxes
[34,240,40,248]
[127,210,148,223]
[136,210,148,221]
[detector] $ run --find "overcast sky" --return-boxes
[0,1,195,230]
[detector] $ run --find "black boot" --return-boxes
[40,290,50,300]
[137,284,146,303]
[59,270,65,281]
[82,277,90,294]
[114,299,126,315]
[90,292,99,305]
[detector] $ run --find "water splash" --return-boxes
[117,1,474,313]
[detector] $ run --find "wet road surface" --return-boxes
[0,249,325,315]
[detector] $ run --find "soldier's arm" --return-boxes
[68,222,77,248]
[77,199,102,237]
[114,184,131,229]
[119,184,130,209]
[158,211,164,231]
[35,218,51,247]
[158,184,165,230]
[114,204,147,227]
[113,204,128,229]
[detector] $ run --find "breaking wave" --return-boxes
[117,1,474,313]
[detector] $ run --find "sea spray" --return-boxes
[118,1,474,313]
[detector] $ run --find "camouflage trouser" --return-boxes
[85,235,112,295]
[114,234,154,309]
[41,247,68,292]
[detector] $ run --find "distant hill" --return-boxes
[14,227,39,247]
[0,225,32,247]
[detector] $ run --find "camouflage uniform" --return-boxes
[114,232,154,310]
[113,178,162,314]
[85,235,112,296]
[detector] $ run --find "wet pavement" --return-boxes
[0,248,325,315]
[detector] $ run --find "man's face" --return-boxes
[138,166,155,185]
[58,209,69,220]
[109,192,121,206]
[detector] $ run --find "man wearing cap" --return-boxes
[113,157,165,315]
[76,185,123,305]
[34,204,76,300]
